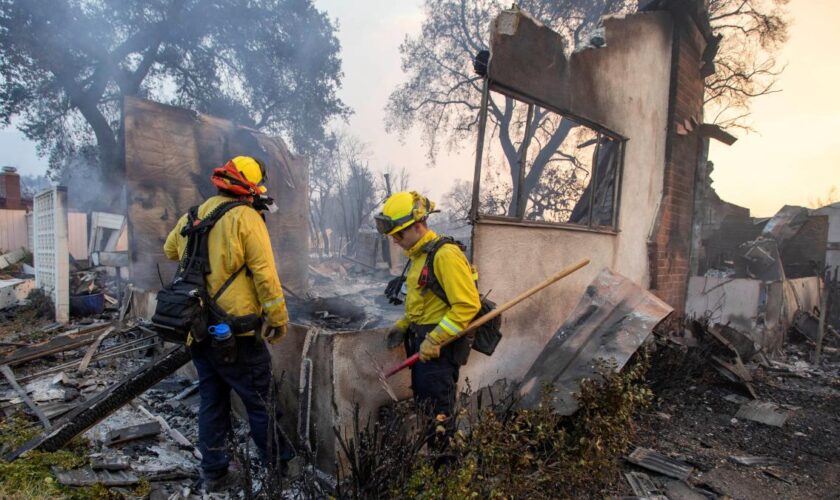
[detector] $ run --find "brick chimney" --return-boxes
[0,166,23,210]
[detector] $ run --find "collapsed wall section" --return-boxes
[123,96,309,294]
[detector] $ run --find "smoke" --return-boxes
[19,173,52,198]
[58,157,121,213]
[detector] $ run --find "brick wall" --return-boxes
[0,169,23,210]
[649,16,707,312]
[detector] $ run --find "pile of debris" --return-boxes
[0,311,208,497]
[626,316,840,498]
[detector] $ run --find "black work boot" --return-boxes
[202,468,242,493]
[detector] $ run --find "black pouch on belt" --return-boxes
[211,335,238,365]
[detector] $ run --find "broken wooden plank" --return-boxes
[5,347,191,461]
[174,381,199,401]
[134,466,197,482]
[104,421,161,446]
[711,355,758,399]
[17,332,156,383]
[626,447,694,481]
[0,323,112,367]
[0,364,51,430]
[78,327,115,375]
[53,466,139,487]
[118,285,133,322]
[730,455,779,466]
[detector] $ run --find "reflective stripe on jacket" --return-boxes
[163,195,289,328]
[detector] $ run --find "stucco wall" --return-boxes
[685,276,821,354]
[467,12,674,389]
[293,327,412,473]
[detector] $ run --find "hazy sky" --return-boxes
[1,0,837,217]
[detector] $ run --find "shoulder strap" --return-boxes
[212,264,247,302]
[177,200,250,285]
[182,200,249,237]
[422,236,466,307]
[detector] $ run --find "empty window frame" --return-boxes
[474,90,624,231]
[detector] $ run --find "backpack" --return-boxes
[151,200,259,344]
[386,236,503,356]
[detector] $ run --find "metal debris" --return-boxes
[104,421,162,446]
[626,447,694,481]
[730,455,779,466]
[5,346,190,461]
[0,364,51,429]
[518,269,673,414]
[624,471,664,498]
[735,400,790,427]
[723,393,750,405]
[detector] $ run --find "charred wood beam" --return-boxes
[0,364,52,430]
[4,346,191,461]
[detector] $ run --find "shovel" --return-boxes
[383,258,590,379]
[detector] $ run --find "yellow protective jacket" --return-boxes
[395,230,481,343]
[163,195,289,332]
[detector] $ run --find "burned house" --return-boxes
[5,1,835,492]
[462,1,719,389]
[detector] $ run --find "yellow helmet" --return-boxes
[375,191,436,235]
[230,156,267,194]
[212,156,268,196]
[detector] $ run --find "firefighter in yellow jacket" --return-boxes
[375,191,481,446]
[164,156,291,491]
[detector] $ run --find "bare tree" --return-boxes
[386,0,637,217]
[706,0,790,132]
[809,186,839,210]
[309,137,340,256]
[310,130,380,256]
[441,179,473,224]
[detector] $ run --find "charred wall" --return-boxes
[468,10,676,389]
[781,215,828,278]
[123,97,309,293]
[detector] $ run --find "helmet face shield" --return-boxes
[375,212,414,235]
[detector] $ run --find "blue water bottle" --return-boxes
[208,323,236,364]
[208,323,232,340]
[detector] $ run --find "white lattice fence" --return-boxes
[33,187,69,323]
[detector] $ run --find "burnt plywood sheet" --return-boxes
[123,96,308,293]
[518,268,672,414]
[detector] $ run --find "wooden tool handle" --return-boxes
[384,258,590,378]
